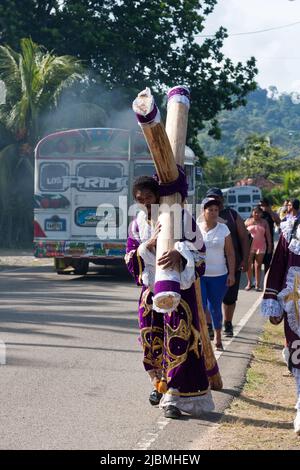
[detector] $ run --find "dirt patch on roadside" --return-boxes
[196,322,300,450]
[0,249,52,270]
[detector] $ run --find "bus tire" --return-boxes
[73,259,89,275]
[54,258,73,275]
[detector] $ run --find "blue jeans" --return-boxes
[200,274,228,330]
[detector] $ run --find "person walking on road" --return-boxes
[125,176,214,420]
[197,197,235,350]
[259,197,280,273]
[204,187,250,337]
[278,199,290,221]
[245,206,272,291]
[282,199,300,223]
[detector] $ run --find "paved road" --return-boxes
[0,263,265,450]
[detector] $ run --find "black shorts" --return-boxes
[223,270,241,306]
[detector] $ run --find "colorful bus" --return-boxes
[34,128,196,274]
[222,185,262,220]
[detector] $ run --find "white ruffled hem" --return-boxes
[153,291,181,313]
[280,219,294,243]
[288,226,300,255]
[289,239,300,256]
[137,242,156,266]
[285,266,300,286]
[159,389,215,416]
[261,298,283,318]
[278,267,300,337]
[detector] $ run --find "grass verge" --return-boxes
[202,321,300,450]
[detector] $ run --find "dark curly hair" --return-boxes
[132,176,160,199]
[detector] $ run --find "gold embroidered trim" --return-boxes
[164,298,192,374]
[141,288,152,317]
[140,326,164,369]
[137,251,143,284]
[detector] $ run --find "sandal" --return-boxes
[215,342,224,351]
[207,323,214,341]
[255,286,262,292]
[245,285,253,291]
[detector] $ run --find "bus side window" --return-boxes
[228,195,236,204]
[184,165,194,192]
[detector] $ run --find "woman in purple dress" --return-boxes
[125,175,214,419]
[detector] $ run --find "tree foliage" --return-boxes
[0,0,257,160]
[198,87,300,159]
[233,134,300,183]
[0,37,83,144]
[203,155,234,188]
[0,38,84,247]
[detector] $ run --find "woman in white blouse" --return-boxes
[197,198,236,350]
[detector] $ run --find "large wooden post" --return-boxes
[132,88,182,312]
[165,85,222,390]
[133,86,222,389]
[165,85,190,167]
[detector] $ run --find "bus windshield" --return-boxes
[34,128,196,263]
[37,128,130,158]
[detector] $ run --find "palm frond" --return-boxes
[0,45,21,99]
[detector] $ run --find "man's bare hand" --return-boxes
[157,249,182,269]
[146,222,161,251]
[226,274,235,287]
[239,260,248,272]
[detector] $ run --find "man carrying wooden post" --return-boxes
[124,87,218,419]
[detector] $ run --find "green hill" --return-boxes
[198,87,300,158]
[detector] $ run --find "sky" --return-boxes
[198,0,300,94]
[0,0,299,103]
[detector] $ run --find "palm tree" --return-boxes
[0,38,84,247]
[0,37,84,145]
[203,156,234,189]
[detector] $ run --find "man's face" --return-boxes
[134,189,159,218]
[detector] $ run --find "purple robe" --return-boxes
[261,219,300,372]
[125,209,214,413]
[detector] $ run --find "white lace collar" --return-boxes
[136,211,155,243]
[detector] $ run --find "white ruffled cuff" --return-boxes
[159,389,215,416]
[137,242,156,266]
[289,238,300,256]
[174,241,197,290]
[261,298,283,318]
[280,219,294,243]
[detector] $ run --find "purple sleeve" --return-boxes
[263,234,288,301]
[124,220,144,286]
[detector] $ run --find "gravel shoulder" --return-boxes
[0,250,52,270]
[193,321,300,450]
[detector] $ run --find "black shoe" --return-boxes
[149,389,163,406]
[164,405,182,419]
[224,320,233,337]
[207,323,214,341]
